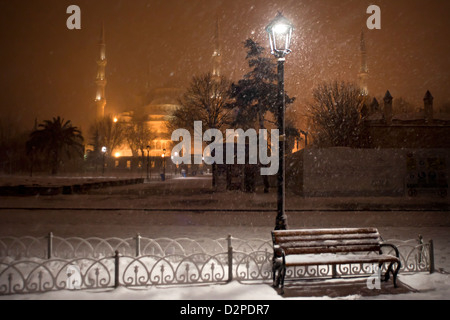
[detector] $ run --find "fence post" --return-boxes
[429,240,435,274]
[417,234,424,264]
[227,234,233,282]
[114,250,120,288]
[47,232,53,259]
[332,265,338,278]
[135,233,141,257]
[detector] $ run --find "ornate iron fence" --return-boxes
[0,233,434,296]
[0,233,247,259]
[0,257,115,294]
[383,236,434,273]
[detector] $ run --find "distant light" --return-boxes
[113,117,118,123]
[114,152,121,158]
[102,146,107,153]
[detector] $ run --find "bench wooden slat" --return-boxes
[284,244,382,255]
[273,228,379,237]
[275,234,381,243]
[278,239,382,249]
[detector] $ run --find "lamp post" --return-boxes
[101,146,107,176]
[146,145,150,181]
[266,12,294,230]
[300,130,308,147]
[162,148,166,181]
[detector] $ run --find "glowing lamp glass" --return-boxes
[265,13,294,59]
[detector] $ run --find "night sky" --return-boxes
[0,0,449,132]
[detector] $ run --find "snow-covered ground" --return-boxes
[0,175,449,300]
[1,273,449,301]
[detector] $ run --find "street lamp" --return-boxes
[101,146,107,176]
[146,145,151,181]
[266,12,294,230]
[161,148,166,181]
[300,130,308,147]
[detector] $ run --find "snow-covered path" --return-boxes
[0,175,449,300]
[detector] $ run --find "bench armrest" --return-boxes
[380,243,400,259]
[273,246,286,264]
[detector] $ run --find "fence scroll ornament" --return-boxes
[0,234,435,295]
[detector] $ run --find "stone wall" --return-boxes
[368,125,450,149]
[299,148,449,197]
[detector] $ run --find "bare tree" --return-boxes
[308,81,369,148]
[168,73,233,134]
[168,73,233,186]
[89,114,126,157]
[124,118,156,163]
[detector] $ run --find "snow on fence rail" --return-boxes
[0,233,434,296]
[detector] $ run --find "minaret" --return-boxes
[211,18,222,78]
[358,31,369,96]
[95,24,107,119]
[144,61,151,92]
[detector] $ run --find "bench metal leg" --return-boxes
[383,262,401,288]
[272,268,276,287]
[276,265,286,295]
[392,262,401,288]
[272,261,284,287]
[273,268,286,288]
[383,263,392,282]
[272,261,286,294]
[280,266,286,289]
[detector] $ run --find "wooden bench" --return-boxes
[271,228,401,293]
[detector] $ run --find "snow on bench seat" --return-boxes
[284,253,399,267]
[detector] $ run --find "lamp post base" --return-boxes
[275,215,288,230]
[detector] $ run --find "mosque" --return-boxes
[90,21,222,172]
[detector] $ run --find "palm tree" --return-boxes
[26,117,84,175]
